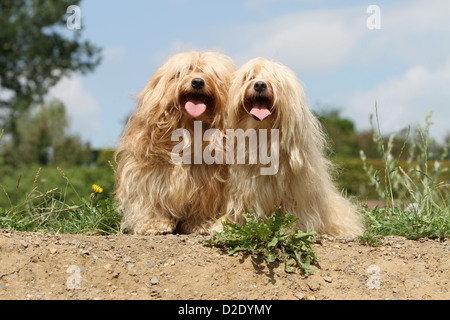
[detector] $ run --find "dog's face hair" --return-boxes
[227,57,327,165]
[227,57,309,132]
[236,59,277,123]
[118,51,235,161]
[137,51,235,130]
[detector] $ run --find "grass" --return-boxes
[0,167,121,235]
[0,127,120,234]
[360,204,449,242]
[0,164,116,209]
[359,107,449,244]
[206,208,318,275]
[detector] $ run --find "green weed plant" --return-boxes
[207,208,318,276]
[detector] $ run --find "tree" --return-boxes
[315,108,360,157]
[2,99,91,166]
[0,0,101,146]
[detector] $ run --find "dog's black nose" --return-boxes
[191,78,205,90]
[254,81,267,93]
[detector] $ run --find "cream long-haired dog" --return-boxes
[221,57,364,236]
[115,51,235,235]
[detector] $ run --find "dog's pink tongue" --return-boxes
[250,108,271,121]
[185,100,206,118]
[250,100,271,121]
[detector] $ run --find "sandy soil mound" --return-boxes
[0,229,448,300]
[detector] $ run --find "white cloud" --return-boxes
[360,0,450,66]
[46,74,102,142]
[230,7,365,72]
[343,58,450,142]
[230,0,450,71]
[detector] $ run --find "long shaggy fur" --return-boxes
[222,57,364,236]
[115,51,235,235]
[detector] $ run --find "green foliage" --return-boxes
[331,157,450,200]
[331,157,382,199]
[95,148,116,167]
[316,108,359,157]
[0,0,101,145]
[316,109,355,135]
[360,108,449,241]
[315,107,383,158]
[0,164,115,208]
[0,188,121,235]
[361,204,449,241]
[0,166,120,235]
[357,214,384,246]
[206,208,318,275]
[316,106,449,160]
[1,100,91,166]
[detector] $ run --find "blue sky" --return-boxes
[47,0,450,149]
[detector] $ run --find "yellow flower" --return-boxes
[221,217,227,224]
[92,184,103,194]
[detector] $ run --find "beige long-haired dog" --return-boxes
[115,51,235,235]
[222,57,364,236]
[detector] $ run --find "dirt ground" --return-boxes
[0,228,448,300]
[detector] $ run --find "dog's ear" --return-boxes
[136,66,173,119]
[117,64,182,161]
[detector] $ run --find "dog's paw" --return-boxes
[191,225,210,235]
[209,219,225,234]
[179,222,210,235]
[135,219,177,235]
